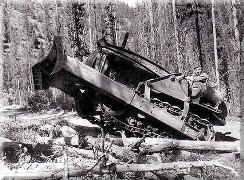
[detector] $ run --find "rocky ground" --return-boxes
[0,105,241,179]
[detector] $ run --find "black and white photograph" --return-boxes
[0,0,243,179]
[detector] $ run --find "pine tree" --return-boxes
[0,4,4,105]
[211,0,220,90]
[172,0,182,72]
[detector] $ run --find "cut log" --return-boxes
[115,161,215,172]
[105,137,142,146]
[34,134,79,146]
[86,136,137,162]
[60,126,77,137]
[62,116,101,136]
[140,139,240,153]
[34,134,52,144]
[0,160,238,179]
[106,137,240,153]
[113,160,238,176]
[17,111,75,122]
[0,137,12,146]
[0,161,95,180]
[64,146,118,163]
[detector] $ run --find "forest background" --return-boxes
[0,0,243,118]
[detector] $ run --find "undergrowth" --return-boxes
[27,89,75,112]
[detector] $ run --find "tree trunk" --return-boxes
[106,137,240,153]
[87,0,94,52]
[172,0,182,72]
[230,0,241,116]
[1,160,238,179]
[86,136,137,161]
[141,139,240,153]
[241,38,244,176]
[0,4,4,105]
[163,2,170,69]
[114,161,238,175]
[147,0,156,60]
[65,146,118,163]
[55,0,61,36]
[194,0,203,67]
[103,3,116,45]
[211,0,220,90]
[232,0,240,43]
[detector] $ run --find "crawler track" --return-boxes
[88,98,215,140]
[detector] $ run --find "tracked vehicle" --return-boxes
[32,36,227,140]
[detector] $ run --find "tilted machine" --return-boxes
[32,36,227,140]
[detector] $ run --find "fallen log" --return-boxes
[0,160,238,179]
[114,160,238,175]
[86,136,137,162]
[106,137,144,147]
[17,111,75,122]
[65,146,118,163]
[0,162,91,180]
[62,116,101,137]
[0,137,12,146]
[105,137,240,153]
[34,134,79,146]
[140,139,240,153]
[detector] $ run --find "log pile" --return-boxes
[0,116,240,179]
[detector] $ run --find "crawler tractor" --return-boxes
[32,36,227,140]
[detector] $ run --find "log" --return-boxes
[0,162,92,180]
[105,137,240,153]
[105,137,144,147]
[60,126,77,137]
[0,137,12,147]
[86,136,137,162]
[62,116,101,136]
[34,134,79,146]
[0,160,238,179]
[115,161,219,172]
[140,139,240,153]
[64,146,118,163]
[17,111,75,122]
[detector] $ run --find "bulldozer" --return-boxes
[32,35,227,141]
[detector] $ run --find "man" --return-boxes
[185,66,209,101]
[186,66,209,84]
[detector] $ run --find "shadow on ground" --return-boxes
[215,132,239,141]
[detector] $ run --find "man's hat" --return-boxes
[193,65,202,70]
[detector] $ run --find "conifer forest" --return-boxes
[0,0,243,179]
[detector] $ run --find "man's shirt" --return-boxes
[186,72,209,83]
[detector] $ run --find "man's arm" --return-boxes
[185,76,194,81]
[193,73,209,82]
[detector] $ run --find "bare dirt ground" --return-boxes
[214,118,240,141]
[0,105,241,179]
